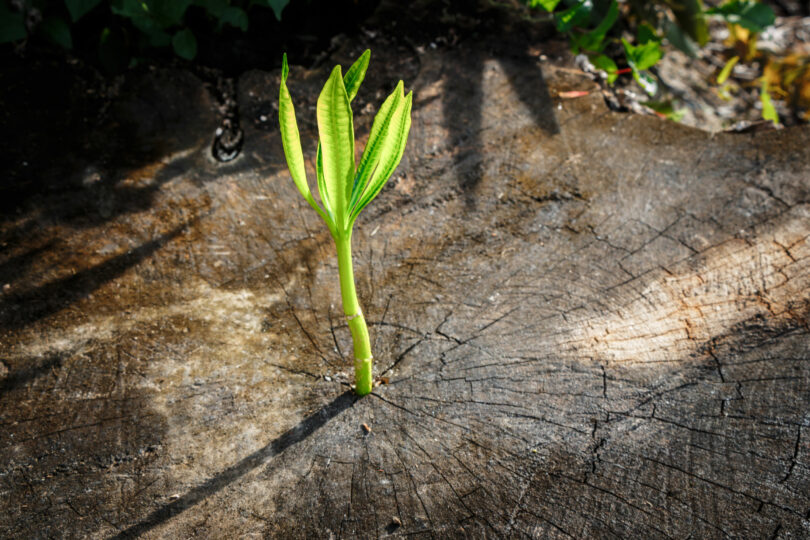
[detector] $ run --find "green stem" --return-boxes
[335,233,373,396]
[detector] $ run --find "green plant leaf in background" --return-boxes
[528,0,562,11]
[634,70,658,95]
[555,0,591,33]
[623,36,662,71]
[110,0,150,19]
[622,36,662,94]
[706,1,775,33]
[219,6,249,31]
[760,79,779,125]
[590,53,618,83]
[644,99,686,121]
[65,0,104,22]
[667,0,708,46]
[663,18,700,58]
[151,0,194,28]
[570,0,618,53]
[0,3,27,44]
[111,0,157,37]
[636,23,658,45]
[195,0,228,18]
[717,55,740,84]
[266,0,289,21]
[40,17,73,49]
[172,28,197,59]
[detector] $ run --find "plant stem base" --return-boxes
[353,356,373,396]
[336,234,374,396]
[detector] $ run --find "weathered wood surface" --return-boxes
[2,7,810,539]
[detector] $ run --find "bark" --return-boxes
[1,4,809,539]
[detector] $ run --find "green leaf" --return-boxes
[555,1,591,32]
[343,49,370,102]
[669,0,708,46]
[590,53,618,84]
[0,5,27,44]
[622,37,662,71]
[150,0,194,27]
[350,84,401,211]
[636,24,658,45]
[172,28,197,59]
[643,100,686,122]
[528,0,562,11]
[706,1,775,33]
[111,0,157,34]
[111,0,148,19]
[194,0,228,18]
[266,0,289,21]
[40,17,73,49]
[352,84,412,221]
[760,80,779,125]
[633,69,658,95]
[279,54,331,227]
[570,0,618,53]
[65,0,104,22]
[219,6,248,31]
[663,19,700,58]
[316,143,333,219]
[317,65,355,230]
[717,55,739,84]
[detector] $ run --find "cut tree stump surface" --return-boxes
[1,7,809,539]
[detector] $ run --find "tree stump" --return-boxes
[1,5,809,538]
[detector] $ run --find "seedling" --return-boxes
[278,50,413,396]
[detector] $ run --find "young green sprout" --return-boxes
[278,50,413,396]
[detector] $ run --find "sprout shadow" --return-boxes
[113,390,358,539]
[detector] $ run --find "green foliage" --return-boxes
[528,0,561,11]
[759,79,779,125]
[0,3,27,44]
[2,0,296,69]
[527,0,778,121]
[568,0,617,53]
[663,18,700,58]
[40,17,73,49]
[172,28,197,59]
[590,53,618,83]
[264,0,289,21]
[643,100,686,122]
[717,55,740,85]
[668,0,708,46]
[66,0,104,21]
[218,6,249,31]
[623,33,663,94]
[706,1,775,33]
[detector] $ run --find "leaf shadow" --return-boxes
[441,45,559,209]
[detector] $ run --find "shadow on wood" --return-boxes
[114,391,357,539]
